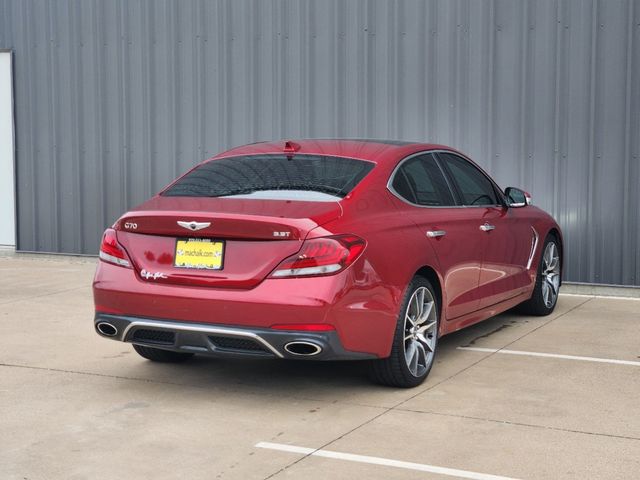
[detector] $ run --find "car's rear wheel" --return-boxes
[518,234,561,316]
[369,276,439,388]
[132,344,194,363]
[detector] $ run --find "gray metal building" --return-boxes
[0,0,638,286]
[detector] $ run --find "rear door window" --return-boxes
[437,153,499,206]
[390,154,455,207]
[162,155,375,201]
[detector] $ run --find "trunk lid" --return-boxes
[114,196,342,289]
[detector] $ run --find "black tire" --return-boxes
[517,233,561,316]
[368,276,440,388]
[132,344,194,363]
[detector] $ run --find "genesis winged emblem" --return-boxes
[177,220,211,231]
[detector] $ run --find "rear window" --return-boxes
[162,154,375,200]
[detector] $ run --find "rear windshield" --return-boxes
[162,154,375,200]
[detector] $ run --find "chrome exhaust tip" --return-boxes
[96,322,118,337]
[283,341,322,356]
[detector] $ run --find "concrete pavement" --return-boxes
[0,254,638,479]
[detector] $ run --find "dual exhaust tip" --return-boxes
[283,341,322,356]
[96,322,118,337]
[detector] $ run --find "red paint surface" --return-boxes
[94,139,561,358]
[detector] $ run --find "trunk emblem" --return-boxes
[140,269,168,280]
[177,220,211,231]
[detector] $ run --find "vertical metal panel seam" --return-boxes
[143,0,152,198]
[123,0,133,206]
[365,0,375,136]
[249,0,257,141]
[518,2,529,189]
[586,0,598,282]
[169,0,178,178]
[334,0,345,137]
[0,2,5,46]
[21,0,37,249]
[635,2,640,283]
[329,0,335,137]
[558,2,569,243]
[478,1,488,163]
[199,0,207,157]
[70,0,83,252]
[340,0,348,136]
[278,1,286,139]
[333,0,339,136]
[485,0,495,173]
[459,0,469,152]
[2,1,8,45]
[300,0,309,137]
[240,0,249,143]
[387,0,398,138]
[355,0,363,136]
[417,0,426,137]
[46,0,60,251]
[115,0,127,212]
[449,0,458,147]
[269,1,277,139]
[551,0,562,221]
[528,1,538,195]
[98,0,107,233]
[426,0,436,139]
[452,0,460,149]
[621,0,634,284]
[221,1,230,148]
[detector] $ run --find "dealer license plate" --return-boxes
[174,238,224,270]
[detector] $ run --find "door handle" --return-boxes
[480,223,495,232]
[426,230,446,238]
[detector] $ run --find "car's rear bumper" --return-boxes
[94,313,377,361]
[93,260,400,358]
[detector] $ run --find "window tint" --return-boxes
[162,155,374,200]
[391,154,455,206]
[438,153,498,206]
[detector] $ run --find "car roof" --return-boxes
[212,139,460,165]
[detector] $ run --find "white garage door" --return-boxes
[0,51,15,247]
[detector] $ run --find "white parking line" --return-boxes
[256,441,521,480]
[457,347,640,367]
[559,293,640,301]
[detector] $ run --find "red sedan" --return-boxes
[93,139,562,387]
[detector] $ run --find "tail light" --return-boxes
[99,229,132,268]
[269,235,366,278]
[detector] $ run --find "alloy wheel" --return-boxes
[541,242,560,308]
[403,286,438,377]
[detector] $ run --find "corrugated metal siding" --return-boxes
[0,0,638,285]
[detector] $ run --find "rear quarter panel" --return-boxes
[313,184,444,357]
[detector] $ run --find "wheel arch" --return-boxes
[414,265,444,332]
[546,227,563,285]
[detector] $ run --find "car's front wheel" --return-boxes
[518,234,561,316]
[369,276,439,388]
[133,344,194,363]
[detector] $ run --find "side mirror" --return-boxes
[504,187,531,208]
